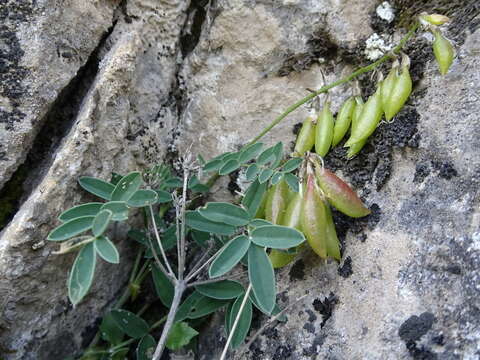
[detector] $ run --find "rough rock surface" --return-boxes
[0,0,479,359]
[0,0,188,358]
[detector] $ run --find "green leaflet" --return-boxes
[199,202,251,226]
[187,295,229,319]
[100,201,129,221]
[127,189,158,207]
[99,312,124,345]
[242,180,268,217]
[110,172,142,202]
[185,211,236,235]
[196,280,244,300]
[136,334,156,360]
[248,244,276,314]
[48,216,95,241]
[228,294,253,348]
[68,242,96,306]
[110,309,149,339]
[166,322,199,351]
[152,265,174,308]
[250,225,305,249]
[239,143,264,163]
[92,210,112,237]
[209,235,251,278]
[59,202,103,222]
[94,236,119,264]
[78,177,115,200]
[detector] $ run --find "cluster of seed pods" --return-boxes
[292,14,454,160]
[257,154,370,267]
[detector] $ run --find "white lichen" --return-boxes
[376,1,395,23]
[364,33,393,61]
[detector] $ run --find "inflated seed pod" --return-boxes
[315,101,335,157]
[346,97,368,159]
[293,113,316,156]
[332,97,355,147]
[380,61,399,113]
[433,30,454,75]
[325,204,341,261]
[344,87,383,147]
[421,14,450,26]
[265,179,289,224]
[384,55,412,121]
[314,166,370,218]
[269,249,297,268]
[300,173,328,258]
[282,191,303,230]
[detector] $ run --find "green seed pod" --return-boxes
[282,191,303,230]
[269,249,297,269]
[433,30,454,75]
[293,114,316,156]
[385,55,412,121]
[421,14,450,26]
[315,101,335,157]
[314,166,371,218]
[265,180,289,224]
[300,174,328,259]
[344,87,383,147]
[346,97,368,159]
[381,61,399,113]
[332,97,355,147]
[325,204,341,261]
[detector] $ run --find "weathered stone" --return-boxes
[0,1,188,358]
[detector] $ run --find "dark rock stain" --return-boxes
[0,0,33,129]
[399,312,436,342]
[303,322,315,334]
[289,259,306,281]
[302,334,327,357]
[312,292,339,328]
[273,344,295,359]
[338,256,353,278]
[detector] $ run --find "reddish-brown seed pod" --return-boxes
[325,204,341,261]
[314,167,370,218]
[300,174,328,258]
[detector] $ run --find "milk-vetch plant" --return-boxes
[47,14,455,360]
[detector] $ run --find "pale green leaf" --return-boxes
[187,295,229,319]
[185,211,236,235]
[198,202,251,226]
[242,180,267,217]
[219,159,240,175]
[78,177,114,200]
[228,294,253,348]
[68,242,96,306]
[239,143,264,163]
[127,189,158,207]
[258,168,274,184]
[209,235,251,278]
[111,172,142,202]
[195,280,244,300]
[92,210,112,237]
[281,157,302,172]
[248,244,275,314]
[250,225,305,249]
[100,202,128,221]
[284,172,300,193]
[245,164,259,181]
[59,203,103,222]
[94,236,119,263]
[48,216,95,241]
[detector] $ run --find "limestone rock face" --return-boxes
[0,0,187,358]
[1,0,479,359]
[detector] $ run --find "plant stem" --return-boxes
[151,281,186,360]
[220,284,252,360]
[149,205,176,278]
[178,166,190,280]
[185,245,223,282]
